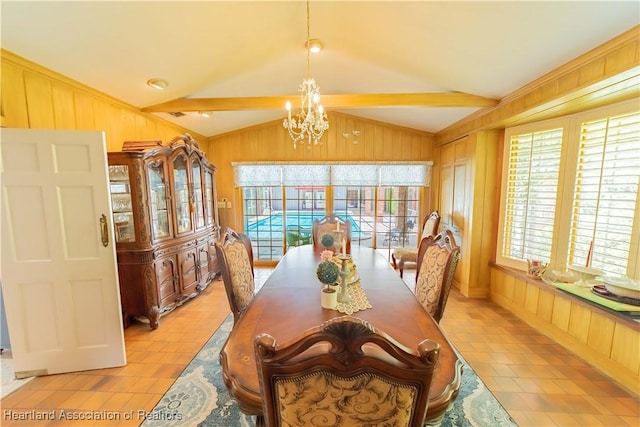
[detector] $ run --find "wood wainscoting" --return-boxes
[490,264,639,396]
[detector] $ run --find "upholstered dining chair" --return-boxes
[214,227,255,326]
[311,213,351,254]
[254,316,440,427]
[392,210,440,278]
[415,229,460,323]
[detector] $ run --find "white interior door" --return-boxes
[0,128,126,378]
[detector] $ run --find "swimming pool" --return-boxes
[244,211,371,248]
[246,211,362,232]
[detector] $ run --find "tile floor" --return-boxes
[0,267,638,426]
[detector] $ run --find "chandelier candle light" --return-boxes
[283,0,329,148]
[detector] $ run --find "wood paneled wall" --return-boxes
[208,113,434,231]
[1,50,206,152]
[491,265,640,395]
[437,25,640,145]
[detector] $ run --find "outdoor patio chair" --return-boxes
[286,225,312,247]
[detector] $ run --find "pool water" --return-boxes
[246,211,362,233]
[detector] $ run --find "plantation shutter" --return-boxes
[501,128,563,262]
[568,111,640,276]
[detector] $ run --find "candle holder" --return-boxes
[336,254,352,303]
[333,229,346,255]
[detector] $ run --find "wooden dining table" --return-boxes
[219,245,463,423]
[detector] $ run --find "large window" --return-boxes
[235,162,432,262]
[243,186,284,260]
[500,127,563,263]
[333,186,376,247]
[497,100,640,278]
[568,111,640,275]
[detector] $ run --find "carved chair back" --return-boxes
[311,213,351,254]
[420,210,441,242]
[255,316,440,427]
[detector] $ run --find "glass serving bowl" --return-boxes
[543,269,579,284]
[568,265,603,286]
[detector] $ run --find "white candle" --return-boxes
[336,221,340,232]
[342,238,346,255]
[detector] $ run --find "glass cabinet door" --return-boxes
[192,157,205,229]
[173,155,191,234]
[109,165,135,243]
[148,161,170,239]
[205,170,214,226]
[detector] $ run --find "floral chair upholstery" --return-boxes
[312,213,351,254]
[415,230,460,323]
[392,211,440,278]
[255,316,440,427]
[214,227,255,326]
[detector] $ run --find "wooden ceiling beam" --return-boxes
[141,92,499,113]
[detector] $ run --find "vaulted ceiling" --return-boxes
[2,1,638,137]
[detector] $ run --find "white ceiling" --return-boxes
[2,1,639,137]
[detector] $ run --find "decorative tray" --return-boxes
[592,285,640,307]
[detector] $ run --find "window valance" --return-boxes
[232,162,433,187]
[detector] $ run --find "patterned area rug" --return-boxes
[142,315,517,427]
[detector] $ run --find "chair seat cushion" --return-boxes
[392,247,418,262]
[276,372,416,426]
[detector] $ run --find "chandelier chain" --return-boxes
[283,0,329,149]
[306,0,310,79]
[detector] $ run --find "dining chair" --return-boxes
[392,210,441,278]
[254,316,440,427]
[415,229,460,323]
[311,212,351,254]
[214,227,255,326]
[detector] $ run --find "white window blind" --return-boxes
[380,164,432,186]
[501,128,563,263]
[282,164,330,186]
[568,111,640,276]
[233,163,432,187]
[331,164,379,185]
[233,164,281,186]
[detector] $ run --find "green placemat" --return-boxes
[553,282,640,312]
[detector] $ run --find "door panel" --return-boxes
[59,186,100,258]
[156,257,179,307]
[1,128,126,377]
[198,243,211,284]
[179,249,199,296]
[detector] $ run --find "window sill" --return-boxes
[490,263,640,331]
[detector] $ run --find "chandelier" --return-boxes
[283,0,329,149]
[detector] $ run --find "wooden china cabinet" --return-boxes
[108,134,220,329]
